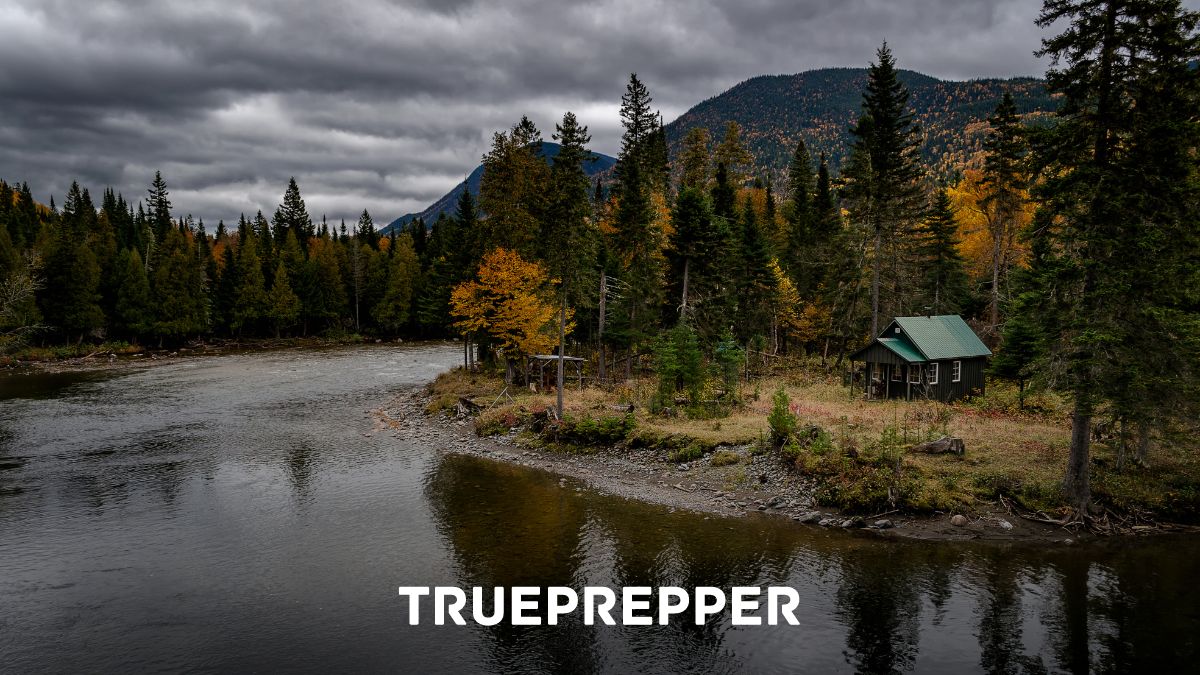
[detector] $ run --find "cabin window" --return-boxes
[891,365,901,382]
[927,362,939,385]
[908,366,921,384]
[952,360,962,383]
[894,327,901,334]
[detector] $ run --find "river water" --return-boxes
[0,344,1197,674]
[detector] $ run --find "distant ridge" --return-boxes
[382,141,616,234]
[384,68,1056,232]
[662,67,1056,181]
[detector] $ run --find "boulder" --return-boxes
[873,519,894,529]
[950,514,969,527]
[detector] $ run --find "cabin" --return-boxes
[849,315,991,402]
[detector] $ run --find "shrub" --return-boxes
[710,449,742,466]
[555,413,636,446]
[713,332,744,403]
[667,443,706,463]
[767,387,797,447]
[651,323,706,410]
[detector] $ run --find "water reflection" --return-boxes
[0,347,1197,673]
[426,453,1200,674]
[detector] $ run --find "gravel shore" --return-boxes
[374,388,1078,544]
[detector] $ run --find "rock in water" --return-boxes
[998,519,1014,530]
[873,519,894,529]
[950,514,969,527]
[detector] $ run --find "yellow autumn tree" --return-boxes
[768,259,802,353]
[450,247,567,382]
[946,168,1033,328]
[767,258,835,357]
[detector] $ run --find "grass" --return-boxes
[426,366,1200,521]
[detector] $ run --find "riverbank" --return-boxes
[0,335,412,373]
[376,388,1076,543]
[387,367,1200,542]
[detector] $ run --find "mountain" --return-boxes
[385,69,1055,231]
[383,141,616,234]
[663,68,1057,182]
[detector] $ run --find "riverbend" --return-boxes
[1,344,1198,673]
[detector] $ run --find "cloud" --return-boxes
[0,0,1082,225]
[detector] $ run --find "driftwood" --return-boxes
[910,436,965,456]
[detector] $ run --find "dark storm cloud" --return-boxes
[0,0,1055,224]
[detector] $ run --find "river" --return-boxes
[0,344,1197,673]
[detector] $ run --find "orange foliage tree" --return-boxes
[946,168,1032,322]
[449,247,567,382]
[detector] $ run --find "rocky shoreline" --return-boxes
[375,388,1086,544]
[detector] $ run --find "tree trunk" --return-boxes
[597,273,606,383]
[680,258,690,316]
[1115,417,1128,473]
[990,228,1002,332]
[870,228,882,337]
[557,296,566,419]
[1136,419,1151,465]
[1065,398,1093,512]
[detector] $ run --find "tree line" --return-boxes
[1,0,1196,513]
[0,174,423,349]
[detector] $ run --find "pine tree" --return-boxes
[782,138,816,291]
[710,162,737,222]
[61,246,105,343]
[542,111,598,414]
[477,117,550,259]
[151,228,208,343]
[300,237,346,334]
[408,219,428,259]
[266,262,301,337]
[215,244,239,333]
[733,194,776,344]
[666,187,730,340]
[610,75,668,376]
[147,171,173,243]
[273,178,312,250]
[41,185,105,343]
[373,234,420,334]
[980,91,1029,333]
[1023,0,1200,509]
[917,189,970,315]
[617,73,656,180]
[449,188,479,277]
[713,121,754,187]
[112,248,153,339]
[231,235,268,335]
[358,209,380,250]
[842,43,926,336]
[679,127,711,190]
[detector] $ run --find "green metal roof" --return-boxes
[877,337,926,363]
[889,315,992,360]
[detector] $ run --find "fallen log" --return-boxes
[910,436,965,456]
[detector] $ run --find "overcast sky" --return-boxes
[0,0,1119,225]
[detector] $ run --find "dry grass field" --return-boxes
[426,366,1200,520]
